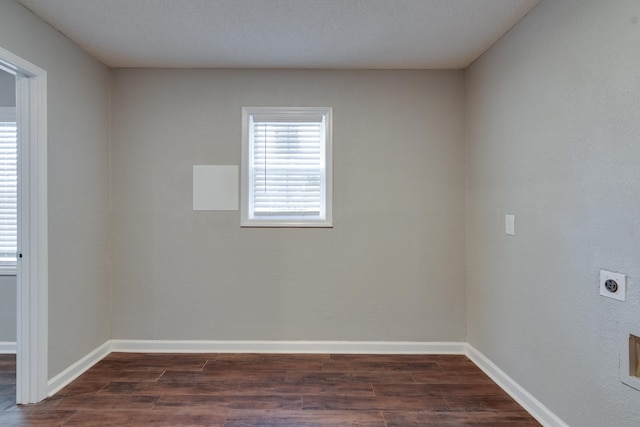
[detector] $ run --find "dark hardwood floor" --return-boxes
[0,354,16,413]
[0,352,540,426]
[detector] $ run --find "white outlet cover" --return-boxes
[600,269,626,301]
[505,215,515,235]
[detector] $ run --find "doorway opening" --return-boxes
[0,69,17,409]
[0,45,48,405]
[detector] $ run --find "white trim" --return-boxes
[0,341,17,354]
[47,341,111,397]
[0,45,48,404]
[466,344,569,427]
[110,339,466,354]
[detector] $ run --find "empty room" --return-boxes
[0,0,639,425]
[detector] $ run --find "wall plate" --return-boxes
[600,269,626,301]
[505,214,515,235]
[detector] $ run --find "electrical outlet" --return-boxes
[600,269,626,301]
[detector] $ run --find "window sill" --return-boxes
[241,219,333,228]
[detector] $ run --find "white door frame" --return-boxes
[0,46,48,404]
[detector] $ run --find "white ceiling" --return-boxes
[16,0,540,69]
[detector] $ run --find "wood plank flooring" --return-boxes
[0,353,540,426]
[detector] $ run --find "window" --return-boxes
[0,107,17,272]
[241,107,332,227]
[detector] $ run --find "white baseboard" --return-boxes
[110,339,467,355]
[47,341,111,397]
[466,344,568,427]
[0,341,16,354]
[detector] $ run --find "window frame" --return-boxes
[241,106,333,228]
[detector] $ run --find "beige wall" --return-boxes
[0,69,15,107]
[111,69,467,342]
[466,0,640,425]
[0,276,15,342]
[0,0,112,377]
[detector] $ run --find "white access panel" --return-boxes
[193,165,238,210]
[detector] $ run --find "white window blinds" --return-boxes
[251,119,323,216]
[242,107,332,227]
[0,113,17,267]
